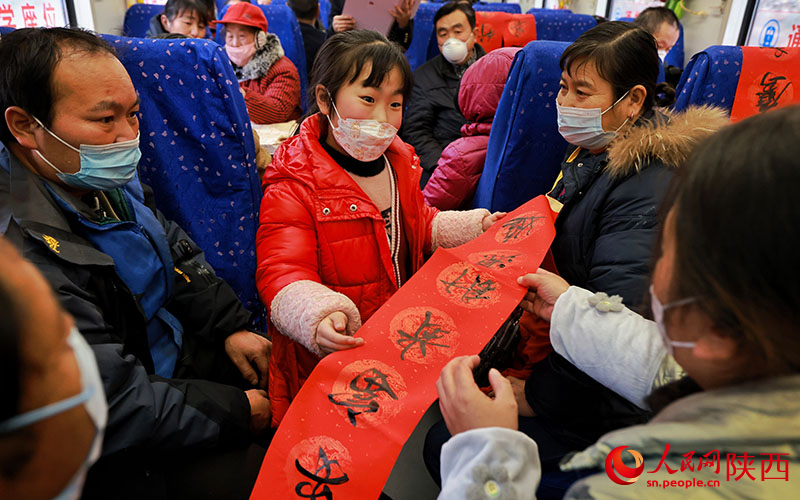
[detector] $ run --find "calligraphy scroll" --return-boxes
[250,196,557,500]
[731,47,800,122]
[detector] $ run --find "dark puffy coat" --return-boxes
[401,45,486,183]
[423,48,519,210]
[550,106,730,311]
[0,152,253,457]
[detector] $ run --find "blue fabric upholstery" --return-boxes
[217,3,308,107]
[473,40,570,212]
[525,8,596,42]
[102,36,264,318]
[409,2,522,71]
[0,26,14,35]
[320,0,331,29]
[673,45,742,114]
[617,16,685,69]
[408,2,440,71]
[123,4,163,38]
[474,2,521,14]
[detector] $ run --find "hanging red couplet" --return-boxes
[250,195,557,500]
[731,47,800,122]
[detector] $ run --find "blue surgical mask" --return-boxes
[650,285,697,357]
[0,327,107,500]
[556,90,631,150]
[32,116,141,191]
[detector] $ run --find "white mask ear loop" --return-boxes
[600,90,633,133]
[31,116,80,153]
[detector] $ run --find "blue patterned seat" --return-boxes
[525,8,596,42]
[672,46,742,113]
[102,36,264,320]
[473,40,569,212]
[475,1,521,14]
[217,3,308,108]
[319,0,331,29]
[123,4,163,38]
[0,26,14,35]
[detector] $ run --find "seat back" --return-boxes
[123,4,164,38]
[103,36,264,318]
[473,40,569,212]
[319,0,331,30]
[0,26,14,35]
[474,1,521,14]
[217,3,308,108]
[525,7,596,42]
[673,45,742,113]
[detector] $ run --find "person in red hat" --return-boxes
[214,3,302,124]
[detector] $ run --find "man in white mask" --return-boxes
[0,237,106,500]
[401,1,484,188]
[1,28,271,499]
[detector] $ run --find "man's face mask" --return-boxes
[555,90,631,150]
[32,116,140,191]
[0,327,108,500]
[441,33,473,65]
[326,91,398,162]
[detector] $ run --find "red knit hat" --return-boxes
[213,3,268,33]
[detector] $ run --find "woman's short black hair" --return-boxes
[308,30,413,113]
[0,28,116,145]
[163,0,213,28]
[560,21,674,112]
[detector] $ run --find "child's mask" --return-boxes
[326,91,398,162]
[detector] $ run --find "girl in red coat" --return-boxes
[256,30,503,426]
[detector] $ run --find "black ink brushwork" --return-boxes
[500,216,544,243]
[440,268,498,303]
[756,72,792,113]
[328,368,399,426]
[396,310,450,360]
[295,447,349,500]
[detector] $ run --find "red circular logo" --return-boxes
[604,445,645,485]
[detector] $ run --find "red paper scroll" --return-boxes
[250,196,556,500]
[503,14,537,48]
[475,11,511,52]
[731,47,800,122]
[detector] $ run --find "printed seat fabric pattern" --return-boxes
[525,8,596,42]
[473,40,569,212]
[673,45,742,113]
[217,3,309,108]
[123,4,164,38]
[102,35,264,319]
[409,2,522,71]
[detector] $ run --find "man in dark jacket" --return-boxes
[0,28,270,498]
[401,1,484,187]
[288,0,327,82]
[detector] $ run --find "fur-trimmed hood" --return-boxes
[606,106,729,178]
[232,32,284,82]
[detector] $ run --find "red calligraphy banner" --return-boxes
[730,47,800,122]
[250,196,557,500]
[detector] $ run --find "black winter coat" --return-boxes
[0,152,254,457]
[401,45,486,185]
[524,106,730,459]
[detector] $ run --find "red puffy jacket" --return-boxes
[256,114,439,426]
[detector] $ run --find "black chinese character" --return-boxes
[295,447,349,500]
[756,72,792,113]
[440,268,498,303]
[396,310,451,360]
[328,368,399,426]
[476,253,519,269]
[500,216,544,243]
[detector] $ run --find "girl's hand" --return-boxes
[332,15,356,33]
[517,268,569,322]
[437,355,518,436]
[315,311,365,354]
[481,211,506,232]
[390,0,415,29]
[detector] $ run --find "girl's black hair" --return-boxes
[560,21,675,112]
[307,30,413,113]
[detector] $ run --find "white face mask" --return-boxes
[326,92,398,162]
[441,34,472,65]
[650,285,697,357]
[0,327,107,500]
[658,49,669,62]
[555,90,631,150]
